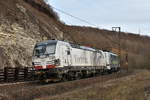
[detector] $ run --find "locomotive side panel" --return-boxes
[55,41,105,68]
[103,52,120,70]
[55,41,72,67]
[66,45,105,69]
[70,48,94,67]
[110,53,120,69]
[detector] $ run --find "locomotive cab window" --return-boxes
[34,45,46,56]
[45,44,56,55]
[34,43,56,57]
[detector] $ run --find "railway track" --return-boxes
[0,69,131,100]
[0,69,128,86]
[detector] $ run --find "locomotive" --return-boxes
[32,40,120,81]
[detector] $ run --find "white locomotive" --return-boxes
[32,40,120,80]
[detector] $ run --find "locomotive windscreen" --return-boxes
[33,43,56,57]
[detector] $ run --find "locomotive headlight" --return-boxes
[54,59,60,66]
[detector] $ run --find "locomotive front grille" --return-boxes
[46,60,55,65]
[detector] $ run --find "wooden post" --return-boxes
[14,67,19,81]
[24,67,28,81]
[4,67,8,82]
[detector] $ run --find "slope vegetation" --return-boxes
[0,0,150,69]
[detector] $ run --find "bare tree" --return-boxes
[44,0,48,3]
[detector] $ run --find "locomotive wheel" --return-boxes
[61,72,74,81]
[61,74,68,82]
[108,70,112,74]
[75,72,82,80]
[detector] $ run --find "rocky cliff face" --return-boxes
[0,0,150,69]
[0,0,64,68]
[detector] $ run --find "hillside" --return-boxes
[0,0,150,69]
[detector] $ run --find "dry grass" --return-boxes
[24,0,59,21]
[36,70,150,100]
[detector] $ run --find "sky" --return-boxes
[48,0,150,36]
